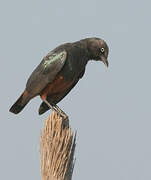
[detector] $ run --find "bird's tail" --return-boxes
[9,90,30,114]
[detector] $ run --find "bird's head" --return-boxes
[86,37,109,67]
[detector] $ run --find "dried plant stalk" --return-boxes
[40,112,76,180]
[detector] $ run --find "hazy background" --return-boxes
[1,0,151,179]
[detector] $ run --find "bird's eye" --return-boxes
[101,47,105,53]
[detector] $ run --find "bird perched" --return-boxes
[9,37,109,117]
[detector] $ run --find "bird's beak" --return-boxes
[101,56,109,67]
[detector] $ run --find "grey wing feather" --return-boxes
[26,50,67,96]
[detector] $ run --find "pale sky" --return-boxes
[1,0,151,179]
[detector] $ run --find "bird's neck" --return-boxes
[73,39,92,61]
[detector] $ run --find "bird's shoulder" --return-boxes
[42,49,67,74]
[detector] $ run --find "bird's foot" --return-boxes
[53,105,69,127]
[42,99,69,126]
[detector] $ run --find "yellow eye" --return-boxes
[101,47,105,53]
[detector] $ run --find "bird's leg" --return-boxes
[53,104,69,126]
[53,104,68,119]
[41,95,68,122]
[42,98,63,117]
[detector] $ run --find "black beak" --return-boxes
[101,56,109,67]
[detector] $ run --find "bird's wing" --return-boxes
[26,50,67,96]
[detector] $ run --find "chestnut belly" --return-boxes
[40,74,75,101]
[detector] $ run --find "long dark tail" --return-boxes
[9,90,30,114]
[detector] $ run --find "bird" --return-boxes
[9,37,109,117]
